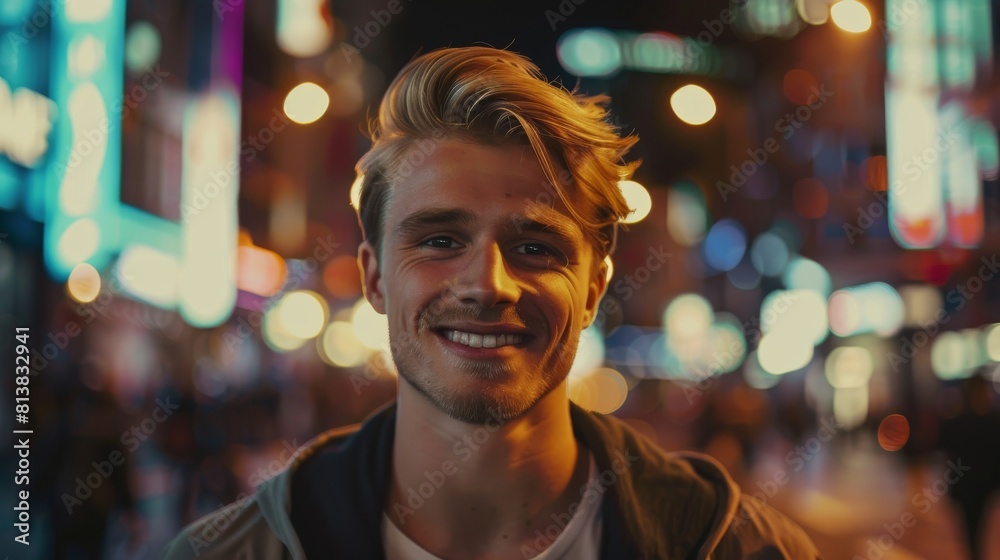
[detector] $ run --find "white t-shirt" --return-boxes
[382,455,602,560]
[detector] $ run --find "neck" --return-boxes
[386,382,590,558]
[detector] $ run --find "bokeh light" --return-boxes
[834,386,869,430]
[877,414,911,452]
[898,284,943,328]
[570,325,606,377]
[569,367,629,414]
[830,0,872,33]
[670,84,716,125]
[556,28,622,77]
[283,82,330,124]
[116,245,179,308]
[263,308,308,352]
[68,35,106,79]
[618,180,652,224]
[667,182,707,246]
[703,219,747,272]
[276,290,328,339]
[704,315,747,374]
[351,297,390,350]
[931,331,973,380]
[237,245,287,297]
[829,283,904,337]
[67,262,101,303]
[762,289,828,345]
[663,293,714,340]
[58,218,100,267]
[986,323,1000,362]
[276,0,332,57]
[758,332,813,375]
[319,321,369,367]
[824,346,874,389]
[797,0,830,25]
[124,21,161,73]
[783,256,832,298]
[750,232,790,277]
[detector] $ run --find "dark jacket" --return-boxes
[162,402,822,559]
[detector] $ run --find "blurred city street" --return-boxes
[1,0,999,558]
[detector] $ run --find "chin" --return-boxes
[403,366,567,426]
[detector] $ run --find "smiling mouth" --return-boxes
[440,329,526,349]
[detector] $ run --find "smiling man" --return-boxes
[162,46,821,559]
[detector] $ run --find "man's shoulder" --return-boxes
[573,409,821,558]
[160,494,279,559]
[160,423,368,560]
[717,493,823,559]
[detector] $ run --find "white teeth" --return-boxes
[443,330,524,348]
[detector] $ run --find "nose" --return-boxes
[452,242,520,308]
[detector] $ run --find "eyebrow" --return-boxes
[392,206,584,249]
[513,213,583,248]
[393,208,477,239]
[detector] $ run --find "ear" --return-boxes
[582,256,609,329]
[358,241,386,314]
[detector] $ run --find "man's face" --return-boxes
[358,139,607,424]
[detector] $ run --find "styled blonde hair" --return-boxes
[355,46,639,266]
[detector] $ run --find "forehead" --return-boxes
[386,139,585,240]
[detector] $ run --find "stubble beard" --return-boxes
[389,329,575,426]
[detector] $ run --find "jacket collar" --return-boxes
[263,401,737,559]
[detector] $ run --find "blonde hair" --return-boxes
[355,46,639,265]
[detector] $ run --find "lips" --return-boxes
[442,329,525,348]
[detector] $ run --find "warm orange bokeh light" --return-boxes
[877,414,910,452]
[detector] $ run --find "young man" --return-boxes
[163,46,821,559]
